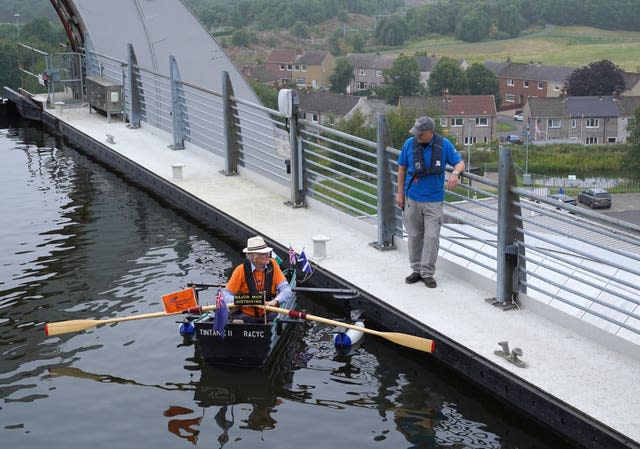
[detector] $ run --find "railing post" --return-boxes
[370,113,396,250]
[487,146,526,310]
[169,55,186,150]
[221,70,240,175]
[286,89,306,207]
[126,43,142,129]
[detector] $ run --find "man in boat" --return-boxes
[222,236,292,322]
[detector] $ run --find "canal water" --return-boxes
[0,112,574,448]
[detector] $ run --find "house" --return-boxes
[296,89,366,125]
[264,48,302,87]
[346,53,396,94]
[347,53,467,94]
[524,94,640,144]
[415,55,440,87]
[622,72,640,96]
[495,62,574,111]
[398,94,498,145]
[241,64,278,87]
[292,51,336,90]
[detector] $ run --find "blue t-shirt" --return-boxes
[397,134,462,202]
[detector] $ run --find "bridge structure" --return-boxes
[4,2,640,449]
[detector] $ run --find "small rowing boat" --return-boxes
[179,268,301,368]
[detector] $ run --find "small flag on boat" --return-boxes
[213,288,228,338]
[161,288,197,314]
[298,250,312,274]
[272,251,283,266]
[288,245,298,266]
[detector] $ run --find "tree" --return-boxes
[231,28,255,47]
[348,32,366,53]
[250,81,278,109]
[465,63,499,97]
[455,9,490,42]
[290,21,310,38]
[427,57,467,96]
[374,16,408,47]
[566,59,626,96]
[0,41,20,90]
[382,55,421,105]
[329,56,353,94]
[627,107,640,172]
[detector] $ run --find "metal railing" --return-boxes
[34,45,640,348]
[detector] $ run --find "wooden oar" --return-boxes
[44,304,229,337]
[264,305,436,353]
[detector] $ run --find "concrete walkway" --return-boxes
[49,105,640,446]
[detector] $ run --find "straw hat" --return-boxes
[242,236,273,254]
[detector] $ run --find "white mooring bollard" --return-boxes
[312,234,331,259]
[172,163,185,180]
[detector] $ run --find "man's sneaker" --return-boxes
[405,272,422,284]
[423,277,437,288]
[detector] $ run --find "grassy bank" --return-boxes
[387,26,640,72]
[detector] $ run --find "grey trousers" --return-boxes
[403,198,443,277]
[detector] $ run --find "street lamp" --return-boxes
[14,13,20,41]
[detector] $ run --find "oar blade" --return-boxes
[382,332,436,353]
[45,319,101,336]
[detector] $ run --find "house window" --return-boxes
[537,81,544,89]
[475,117,488,127]
[586,118,599,128]
[279,64,285,70]
[312,113,319,123]
[358,69,365,76]
[548,119,561,128]
[375,70,382,77]
[451,118,463,127]
[302,65,308,71]
[586,136,598,144]
[523,80,529,88]
[553,83,561,91]
[464,136,476,145]
[287,64,292,70]
[507,79,514,86]
[571,119,577,128]
[607,137,617,143]
[356,81,367,90]
[294,65,300,71]
[439,118,448,127]
[505,94,516,103]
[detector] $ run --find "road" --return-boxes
[596,192,640,226]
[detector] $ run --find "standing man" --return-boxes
[396,116,465,288]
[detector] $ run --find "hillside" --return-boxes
[224,19,640,73]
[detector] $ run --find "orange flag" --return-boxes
[161,288,197,314]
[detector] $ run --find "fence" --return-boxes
[35,45,640,349]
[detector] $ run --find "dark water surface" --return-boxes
[0,114,571,448]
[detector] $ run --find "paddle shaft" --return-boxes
[44,304,222,336]
[264,305,435,353]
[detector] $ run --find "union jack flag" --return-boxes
[288,245,298,266]
[213,288,228,338]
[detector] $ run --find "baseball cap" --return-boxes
[409,116,435,135]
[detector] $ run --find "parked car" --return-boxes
[513,113,524,121]
[577,188,612,209]
[549,193,577,208]
[504,134,522,144]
